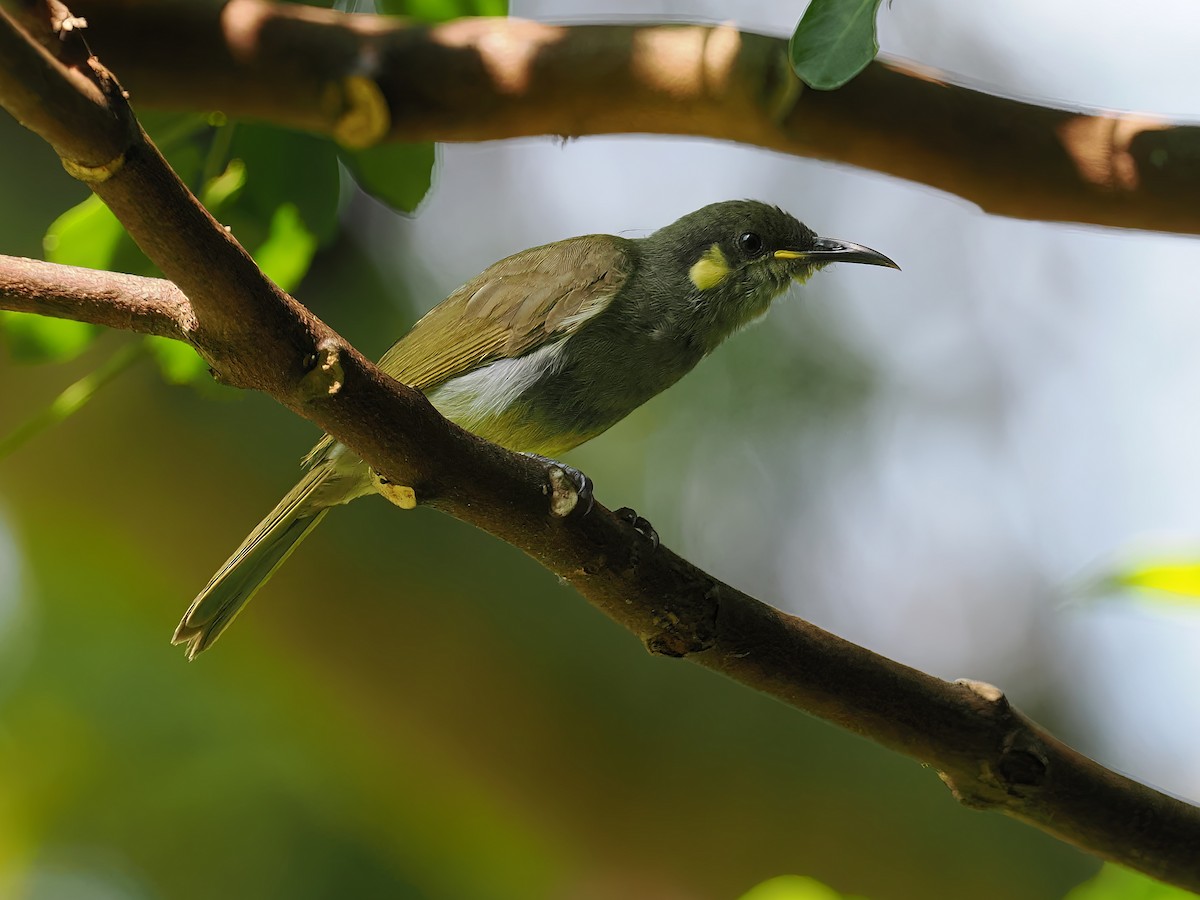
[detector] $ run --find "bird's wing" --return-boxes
[376,233,633,389]
[303,234,633,467]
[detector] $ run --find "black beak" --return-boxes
[775,237,900,270]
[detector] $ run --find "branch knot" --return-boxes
[299,341,345,400]
[645,584,719,658]
[60,151,125,183]
[997,731,1049,792]
[332,75,390,149]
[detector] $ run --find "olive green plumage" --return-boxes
[173,200,897,658]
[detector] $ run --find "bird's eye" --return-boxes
[738,232,764,256]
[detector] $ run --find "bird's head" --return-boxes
[645,200,898,343]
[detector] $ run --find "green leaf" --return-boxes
[227,125,341,245]
[339,142,436,214]
[22,198,119,363]
[789,0,883,90]
[43,194,127,271]
[139,111,215,155]
[253,203,320,292]
[194,126,342,291]
[1110,561,1200,605]
[42,186,164,279]
[0,312,98,363]
[202,158,248,212]
[145,336,210,385]
[376,0,507,20]
[1064,864,1194,899]
[739,875,850,900]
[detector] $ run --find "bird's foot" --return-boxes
[524,453,594,517]
[615,507,660,549]
[371,469,418,509]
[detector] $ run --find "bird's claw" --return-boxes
[567,466,594,515]
[615,507,659,549]
[525,453,594,516]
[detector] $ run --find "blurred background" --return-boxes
[2,0,1199,898]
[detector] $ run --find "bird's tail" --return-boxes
[172,465,333,659]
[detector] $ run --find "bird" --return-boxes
[172,199,897,658]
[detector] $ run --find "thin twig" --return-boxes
[0,338,147,458]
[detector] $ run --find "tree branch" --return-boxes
[0,7,1198,887]
[0,254,191,339]
[42,0,1200,235]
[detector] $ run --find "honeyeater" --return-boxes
[173,200,897,658]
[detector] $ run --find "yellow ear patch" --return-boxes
[688,243,731,291]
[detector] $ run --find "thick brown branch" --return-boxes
[53,0,1200,235]
[1,10,1199,882]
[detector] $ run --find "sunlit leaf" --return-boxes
[145,336,210,385]
[189,126,343,292]
[339,142,436,214]
[789,0,883,90]
[43,194,126,271]
[42,185,160,281]
[739,875,850,900]
[0,313,98,363]
[254,203,319,292]
[140,111,214,155]
[377,0,507,20]
[202,158,248,212]
[1111,561,1200,603]
[1064,863,1194,899]
[228,125,341,245]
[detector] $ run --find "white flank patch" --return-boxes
[426,340,566,429]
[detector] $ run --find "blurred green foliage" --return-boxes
[377,0,508,20]
[740,874,857,900]
[0,342,147,459]
[1065,865,1196,899]
[0,313,97,365]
